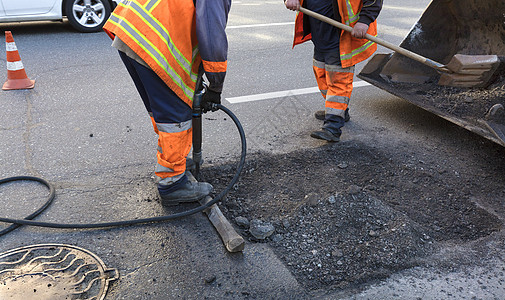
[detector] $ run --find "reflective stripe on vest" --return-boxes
[126,1,197,74]
[109,1,198,91]
[145,0,160,11]
[338,0,378,67]
[105,0,199,103]
[340,0,376,63]
[344,0,359,24]
[341,39,376,62]
[293,0,377,68]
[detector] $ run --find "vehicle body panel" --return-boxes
[3,0,58,16]
[0,0,119,23]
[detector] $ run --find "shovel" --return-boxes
[298,7,501,88]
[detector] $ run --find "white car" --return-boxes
[0,0,120,33]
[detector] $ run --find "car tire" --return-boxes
[65,0,112,33]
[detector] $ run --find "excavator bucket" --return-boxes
[358,0,505,147]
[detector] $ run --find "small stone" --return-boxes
[89,133,94,137]
[204,275,216,284]
[369,230,379,237]
[304,193,320,207]
[249,219,275,240]
[272,234,283,242]
[328,195,336,204]
[235,216,250,228]
[338,162,348,169]
[348,185,361,195]
[332,249,344,257]
[282,219,290,229]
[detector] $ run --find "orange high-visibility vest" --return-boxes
[293,0,378,68]
[104,0,200,107]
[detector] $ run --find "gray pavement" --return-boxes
[0,5,311,299]
[1,0,505,299]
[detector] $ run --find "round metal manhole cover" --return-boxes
[0,244,118,300]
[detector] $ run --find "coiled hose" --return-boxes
[0,104,245,236]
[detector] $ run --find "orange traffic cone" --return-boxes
[2,31,35,90]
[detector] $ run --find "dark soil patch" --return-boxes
[424,78,505,119]
[201,141,504,292]
[400,76,505,120]
[361,67,505,122]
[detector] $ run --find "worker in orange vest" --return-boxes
[103,0,231,205]
[285,0,382,142]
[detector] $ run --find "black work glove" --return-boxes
[202,89,221,105]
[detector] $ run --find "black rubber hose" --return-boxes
[0,104,246,233]
[0,176,55,235]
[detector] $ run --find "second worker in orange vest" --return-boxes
[103,0,231,205]
[285,0,382,142]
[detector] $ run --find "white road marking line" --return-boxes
[382,5,425,12]
[227,22,294,29]
[233,1,284,5]
[226,81,370,104]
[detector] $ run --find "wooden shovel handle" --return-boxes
[298,7,448,72]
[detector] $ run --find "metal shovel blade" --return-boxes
[438,54,502,88]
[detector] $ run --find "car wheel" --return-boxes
[65,0,112,33]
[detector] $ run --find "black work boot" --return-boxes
[314,108,350,122]
[311,113,344,142]
[158,181,213,206]
[310,129,341,142]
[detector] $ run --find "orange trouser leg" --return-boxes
[313,59,355,119]
[324,64,355,119]
[313,58,328,99]
[118,51,192,186]
[151,115,192,184]
[154,120,193,184]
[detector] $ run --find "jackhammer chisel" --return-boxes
[191,75,245,252]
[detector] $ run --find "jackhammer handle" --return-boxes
[192,69,206,178]
[298,7,448,72]
[200,196,245,253]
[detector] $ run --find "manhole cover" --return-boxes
[0,244,118,300]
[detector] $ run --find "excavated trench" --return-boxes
[202,141,505,291]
